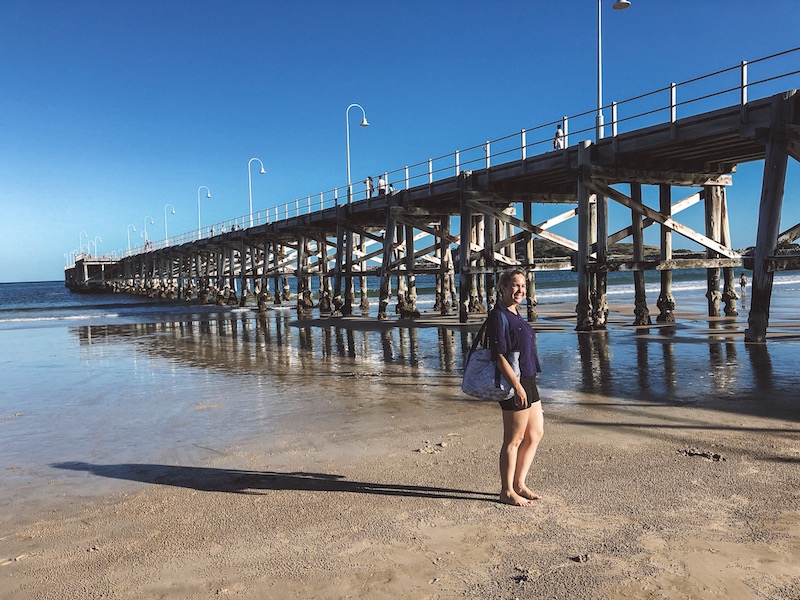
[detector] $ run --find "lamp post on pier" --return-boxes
[142,216,154,244]
[127,224,136,252]
[79,231,88,255]
[94,236,103,256]
[345,103,369,203]
[596,0,631,142]
[164,204,176,241]
[197,185,212,238]
[247,158,266,228]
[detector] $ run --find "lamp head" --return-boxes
[171,209,176,215]
[612,0,631,9]
[206,192,212,198]
[259,167,266,175]
[360,116,369,127]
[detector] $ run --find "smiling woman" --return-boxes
[483,269,545,506]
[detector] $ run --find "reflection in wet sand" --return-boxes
[572,321,798,418]
[71,307,799,421]
[746,342,773,392]
[73,312,462,379]
[577,332,613,397]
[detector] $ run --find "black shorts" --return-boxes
[498,376,540,411]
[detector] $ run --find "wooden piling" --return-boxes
[522,202,538,322]
[631,183,651,326]
[576,141,593,331]
[592,187,608,328]
[656,184,676,323]
[745,92,794,342]
[457,174,471,323]
[704,185,723,317]
[719,187,738,316]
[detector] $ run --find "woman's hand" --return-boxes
[513,382,527,407]
[497,354,525,407]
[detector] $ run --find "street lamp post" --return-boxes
[247,158,266,228]
[127,224,136,252]
[197,185,212,238]
[345,103,369,203]
[142,216,154,244]
[597,0,631,142]
[164,204,176,240]
[79,231,88,255]
[94,236,103,256]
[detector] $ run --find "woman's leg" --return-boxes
[500,408,534,506]
[513,403,544,500]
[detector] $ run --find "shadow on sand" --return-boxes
[51,462,497,502]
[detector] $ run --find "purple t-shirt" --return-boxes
[487,304,541,377]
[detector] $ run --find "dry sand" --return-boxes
[3,381,800,599]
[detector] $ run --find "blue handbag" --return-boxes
[461,311,520,401]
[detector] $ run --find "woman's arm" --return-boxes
[496,353,526,407]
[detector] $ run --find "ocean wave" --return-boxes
[0,312,121,324]
[0,301,155,314]
[534,273,800,301]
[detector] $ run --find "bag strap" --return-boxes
[464,308,512,368]
[464,319,488,367]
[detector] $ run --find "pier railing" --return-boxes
[119,47,800,260]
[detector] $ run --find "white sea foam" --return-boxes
[0,312,120,324]
[533,272,800,302]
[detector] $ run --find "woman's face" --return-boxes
[501,274,526,307]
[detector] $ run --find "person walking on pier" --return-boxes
[378,175,387,195]
[553,124,564,150]
[366,176,374,198]
[486,268,544,507]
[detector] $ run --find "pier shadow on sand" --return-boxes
[51,462,497,502]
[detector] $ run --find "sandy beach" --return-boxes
[2,301,800,599]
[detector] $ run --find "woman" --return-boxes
[487,269,544,506]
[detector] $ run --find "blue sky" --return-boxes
[1,0,798,283]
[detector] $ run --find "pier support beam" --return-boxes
[592,188,608,329]
[522,202,538,322]
[631,183,651,326]
[458,174,471,323]
[359,234,369,310]
[719,187,739,316]
[746,92,793,342]
[656,184,676,323]
[704,185,723,317]
[378,202,397,321]
[576,141,593,331]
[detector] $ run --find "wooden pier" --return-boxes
[65,90,800,343]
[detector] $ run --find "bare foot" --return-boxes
[499,491,532,506]
[515,486,541,500]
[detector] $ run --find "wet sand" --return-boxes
[2,303,800,599]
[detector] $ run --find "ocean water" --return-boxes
[1,273,799,519]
